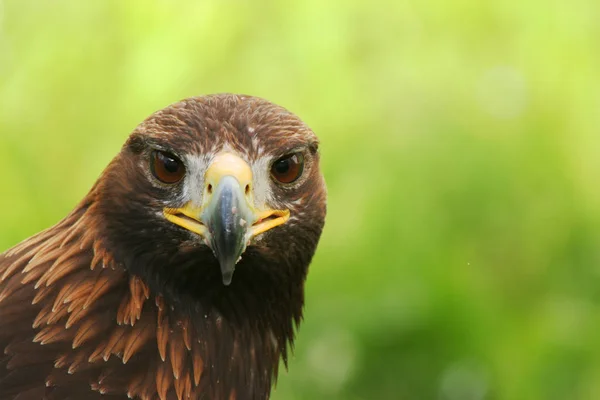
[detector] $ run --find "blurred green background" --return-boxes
[1,1,600,399]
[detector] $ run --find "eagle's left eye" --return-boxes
[271,152,304,184]
[151,151,185,184]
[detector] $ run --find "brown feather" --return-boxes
[87,344,106,364]
[22,245,64,274]
[31,284,53,305]
[122,322,153,364]
[90,243,106,271]
[182,318,192,351]
[169,332,186,380]
[66,352,88,375]
[41,253,88,288]
[156,361,173,400]
[73,317,103,349]
[174,375,186,400]
[156,299,169,362]
[192,342,204,386]
[45,304,70,325]
[0,274,25,304]
[116,292,131,326]
[32,305,52,329]
[0,257,28,283]
[101,327,128,362]
[62,279,95,304]
[19,264,47,285]
[54,354,69,369]
[52,282,77,312]
[130,276,149,308]
[125,372,145,400]
[64,302,91,329]
[82,273,115,309]
[33,325,70,345]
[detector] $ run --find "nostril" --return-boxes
[245,184,251,195]
[207,184,213,194]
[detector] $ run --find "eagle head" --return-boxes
[95,94,326,299]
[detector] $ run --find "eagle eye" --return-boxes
[151,150,185,184]
[271,153,304,184]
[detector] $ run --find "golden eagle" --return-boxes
[0,94,327,400]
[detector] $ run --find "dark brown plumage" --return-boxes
[0,94,327,400]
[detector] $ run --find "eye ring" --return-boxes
[150,150,185,184]
[271,152,305,184]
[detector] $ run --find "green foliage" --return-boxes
[1,1,599,399]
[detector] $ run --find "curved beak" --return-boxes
[164,153,290,285]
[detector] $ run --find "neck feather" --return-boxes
[0,198,302,399]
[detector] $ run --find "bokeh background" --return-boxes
[1,1,600,399]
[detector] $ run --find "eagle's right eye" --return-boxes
[151,151,185,184]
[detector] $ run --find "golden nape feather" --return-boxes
[0,94,327,400]
[1,204,202,399]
